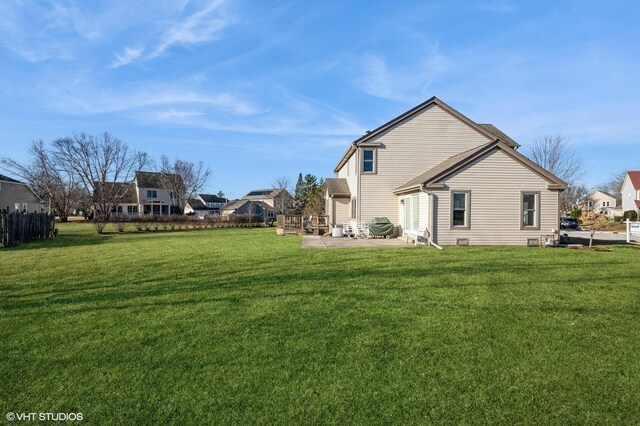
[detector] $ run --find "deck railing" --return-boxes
[277,214,329,234]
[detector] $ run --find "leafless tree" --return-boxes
[52,132,148,219]
[530,135,585,185]
[271,175,294,214]
[597,171,627,202]
[159,155,211,214]
[529,134,587,212]
[1,141,84,221]
[561,183,590,214]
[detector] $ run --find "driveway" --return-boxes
[560,229,638,245]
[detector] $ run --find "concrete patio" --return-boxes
[301,235,416,248]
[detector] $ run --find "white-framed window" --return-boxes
[522,192,539,229]
[116,205,123,213]
[362,148,376,174]
[127,205,138,213]
[403,194,419,231]
[22,203,28,212]
[15,203,20,211]
[147,190,157,198]
[451,191,469,228]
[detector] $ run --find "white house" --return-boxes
[325,97,567,246]
[184,194,228,216]
[621,171,640,216]
[95,171,182,217]
[586,191,621,218]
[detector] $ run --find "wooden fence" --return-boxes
[1,209,56,248]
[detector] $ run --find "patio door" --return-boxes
[403,195,419,232]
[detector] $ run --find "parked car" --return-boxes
[560,216,579,229]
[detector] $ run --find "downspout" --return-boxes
[420,184,443,250]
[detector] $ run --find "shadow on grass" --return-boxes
[1,234,112,252]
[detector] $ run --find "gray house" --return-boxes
[0,174,43,212]
[326,97,568,246]
[220,199,275,220]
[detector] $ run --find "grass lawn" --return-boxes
[2,223,640,424]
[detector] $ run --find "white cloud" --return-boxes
[149,0,229,59]
[110,47,143,68]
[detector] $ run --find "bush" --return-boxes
[113,214,127,232]
[569,209,582,219]
[623,210,638,221]
[94,216,107,234]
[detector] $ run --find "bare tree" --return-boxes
[561,183,590,214]
[52,132,148,219]
[159,156,211,214]
[530,135,585,185]
[271,175,294,214]
[1,141,83,221]
[597,171,627,202]
[529,134,586,213]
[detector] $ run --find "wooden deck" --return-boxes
[277,214,329,235]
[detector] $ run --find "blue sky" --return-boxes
[1,0,639,199]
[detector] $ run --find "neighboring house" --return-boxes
[220,199,275,220]
[242,188,292,213]
[95,171,183,217]
[0,173,43,213]
[621,171,640,216]
[585,191,621,218]
[184,194,228,216]
[325,97,568,246]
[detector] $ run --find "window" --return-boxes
[362,149,376,173]
[22,203,28,212]
[14,203,20,211]
[451,191,469,228]
[522,192,539,229]
[161,205,169,215]
[127,205,138,214]
[351,198,357,219]
[147,190,157,198]
[116,205,123,213]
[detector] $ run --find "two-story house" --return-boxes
[220,199,275,219]
[184,194,228,216]
[621,171,640,217]
[0,173,43,213]
[585,191,621,218]
[242,188,292,213]
[97,171,183,217]
[325,97,567,246]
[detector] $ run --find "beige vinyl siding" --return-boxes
[432,149,560,246]
[359,104,492,224]
[333,198,350,226]
[336,151,359,217]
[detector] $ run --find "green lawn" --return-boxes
[2,223,640,424]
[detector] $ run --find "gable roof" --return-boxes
[242,188,290,199]
[135,171,182,189]
[221,199,273,212]
[326,178,351,197]
[627,171,640,190]
[0,173,23,184]
[394,140,568,194]
[186,198,208,210]
[590,190,617,199]
[334,96,520,173]
[199,194,226,203]
[93,182,138,203]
